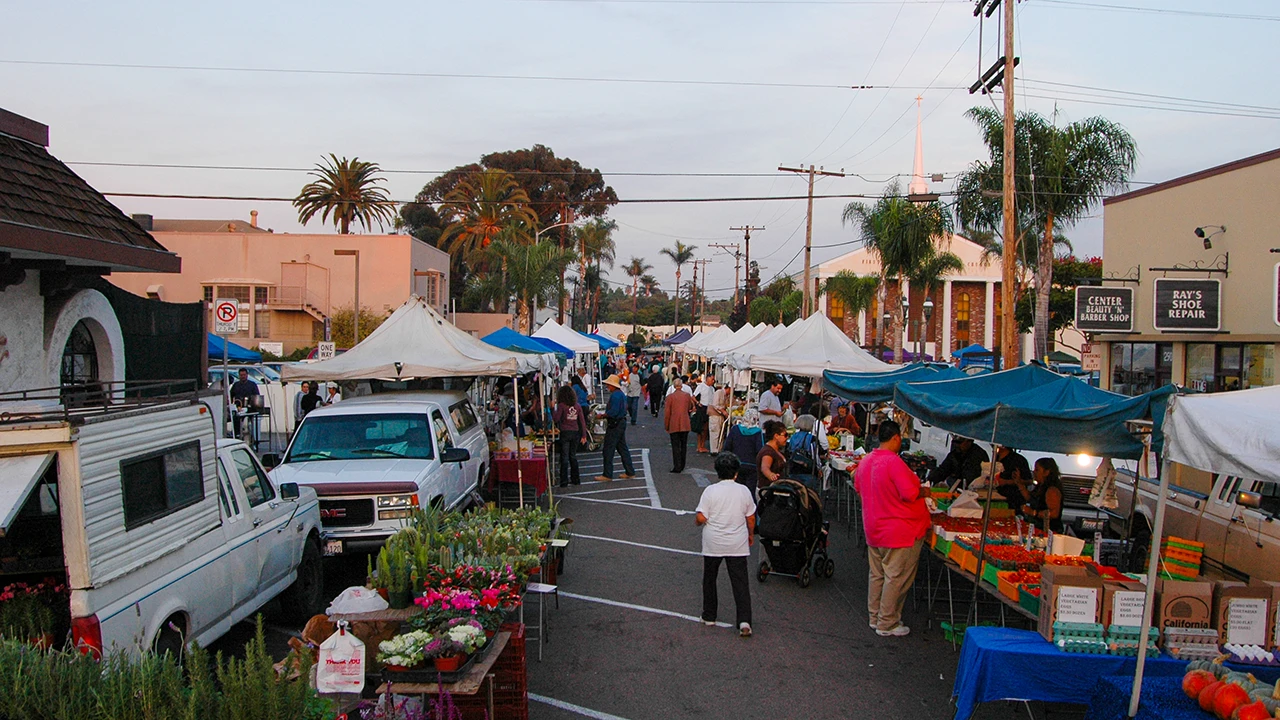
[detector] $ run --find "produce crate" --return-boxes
[981,561,1001,587]
[1162,536,1205,553]
[1160,546,1203,565]
[952,548,979,575]
[941,620,997,644]
[934,538,953,556]
[997,571,1040,603]
[1018,585,1041,616]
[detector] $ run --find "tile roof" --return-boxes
[152,219,268,233]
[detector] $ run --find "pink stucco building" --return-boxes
[111,215,450,353]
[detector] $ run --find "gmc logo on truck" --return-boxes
[320,508,347,519]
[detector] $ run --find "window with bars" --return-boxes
[254,287,268,305]
[202,286,214,304]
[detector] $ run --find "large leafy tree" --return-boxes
[573,219,617,329]
[842,180,954,363]
[660,242,697,333]
[493,238,576,333]
[1014,254,1102,339]
[293,155,396,234]
[438,169,537,263]
[624,257,654,329]
[956,107,1136,360]
[822,270,880,344]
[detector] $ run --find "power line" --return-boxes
[100,190,898,204]
[67,161,788,178]
[1020,79,1280,114]
[1016,91,1280,120]
[0,59,961,92]
[1034,1,1280,22]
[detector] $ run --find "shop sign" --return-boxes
[1154,279,1221,332]
[1075,287,1134,333]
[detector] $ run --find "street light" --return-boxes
[920,298,935,361]
[537,221,583,325]
[334,249,360,344]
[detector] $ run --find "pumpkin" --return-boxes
[1247,680,1280,714]
[1202,681,1227,713]
[1214,682,1253,720]
[1232,700,1272,720]
[1186,670,1220,699]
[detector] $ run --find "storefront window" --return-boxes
[1186,344,1215,393]
[1245,344,1275,388]
[1185,343,1273,393]
[1110,342,1172,395]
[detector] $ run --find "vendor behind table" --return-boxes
[926,437,989,490]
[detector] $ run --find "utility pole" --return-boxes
[690,259,711,331]
[778,165,844,318]
[709,242,742,305]
[699,259,709,330]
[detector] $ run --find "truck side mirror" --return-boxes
[279,482,300,501]
[1237,490,1262,509]
[441,447,470,464]
[260,453,281,469]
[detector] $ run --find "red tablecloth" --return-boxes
[490,455,549,494]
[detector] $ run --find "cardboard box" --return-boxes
[1037,564,1105,641]
[1103,580,1149,628]
[1157,579,1214,636]
[1215,581,1272,647]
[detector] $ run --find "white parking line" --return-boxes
[573,532,702,556]
[559,485,647,496]
[559,590,733,628]
[642,448,661,508]
[557,494,691,515]
[528,694,634,720]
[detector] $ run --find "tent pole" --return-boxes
[1129,456,1170,717]
[969,405,1003,628]
[542,373,553,507]
[513,375,524,509]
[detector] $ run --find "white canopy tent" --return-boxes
[678,325,734,355]
[710,322,782,364]
[533,320,600,356]
[282,296,556,381]
[727,312,893,376]
[1129,386,1280,715]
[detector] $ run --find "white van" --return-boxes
[0,393,324,657]
[270,391,489,555]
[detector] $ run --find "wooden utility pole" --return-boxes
[709,242,742,305]
[729,226,764,302]
[778,165,844,318]
[999,0,1017,371]
[690,258,711,330]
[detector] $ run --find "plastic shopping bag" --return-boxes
[316,625,366,694]
[325,586,388,616]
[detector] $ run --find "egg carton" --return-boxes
[1222,644,1280,666]
[1167,644,1222,661]
[1056,637,1110,654]
[1054,621,1105,640]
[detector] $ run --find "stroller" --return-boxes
[755,479,832,588]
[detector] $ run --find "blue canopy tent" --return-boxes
[875,348,935,363]
[587,333,619,350]
[207,333,262,363]
[663,329,693,345]
[891,364,1176,459]
[953,343,995,371]
[482,327,574,360]
[824,364,967,405]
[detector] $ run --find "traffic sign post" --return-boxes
[317,342,336,360]
[213,299,238,439]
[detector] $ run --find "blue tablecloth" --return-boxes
[1086,676,1198,720]
[952,628,1187,720]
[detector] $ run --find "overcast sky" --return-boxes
[5,0,1279,299]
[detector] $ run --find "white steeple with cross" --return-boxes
[909,95,929,196]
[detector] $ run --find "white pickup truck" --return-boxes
[270,391,489,555]
[0,391,324,656]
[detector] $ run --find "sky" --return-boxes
[5,0,1280,300]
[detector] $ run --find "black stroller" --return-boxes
[756,479,833,588]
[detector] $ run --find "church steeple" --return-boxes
[909,95,929,196]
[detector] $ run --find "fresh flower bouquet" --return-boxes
[377,630,433,668]
[421,635,465,661]
[412,587,482,628]
[439,619,486,654]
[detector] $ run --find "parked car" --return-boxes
[269,391,489,555]
[0,393,324,657]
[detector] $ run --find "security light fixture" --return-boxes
[1194,225,1226,250]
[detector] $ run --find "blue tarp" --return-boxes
[587,333,620,350]
[824,364,967,404]
[663,329,693,345]
[953,343,996,370]
[207,333,262,363]
[482,327,574,359]
[892,364,1176,459]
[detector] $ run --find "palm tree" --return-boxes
[822,270,880,344]
[957,107,1136,360]
[493,237,575,333]
[573,219,617,328]
[639,274,660,297]
[660,241,697,332]
[907,251,964,357]
[843,180,953,363]
[438,169,537,264]
[624,257,654,329]
[293,154,397,234]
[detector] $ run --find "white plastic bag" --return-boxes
[325,586,388,616]
[315,626,366,694]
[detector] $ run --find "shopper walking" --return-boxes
[757,380,787,427]
[693,374,715,453]
[663,375,695,473]
[646,367,666,417]
[854,420,930,637]
[696,452,756,637]
[552,385,588,487]
[625,365,642,426]
[596,375,636,481]
[707,380,730,454]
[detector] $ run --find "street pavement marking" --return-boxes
[608,497,653,504]
[557,494,691,515]
[528,693,634,720]
[573,532,702,556]
[642,448,662,508]
[558,485,647,496]
[687,468,712,488]
[559,590,733,628]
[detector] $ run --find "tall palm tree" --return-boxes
[438,169,537,264]
[958,107,1136,360]
[624,257,654,329]
[494,237,575,333]
[573,219,617,328]
[660,241,697,332]
[293,154,397,234]
[822,270,880,344]
[843,180,953,363]
[907,251,964,356]
[639,274,660,297]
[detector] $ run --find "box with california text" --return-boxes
[1156,579,1213,641]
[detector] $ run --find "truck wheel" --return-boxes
[153,615,185,662]
[279,540,325,623]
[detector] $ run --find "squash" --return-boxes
[1186,670,1219,699]
[1214,682,1253,720]
[1202,681,1227,712]
[1247,680,1280,715]
[1232,701,1272,720]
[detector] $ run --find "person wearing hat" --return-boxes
[597,374,636,481]
[323,381,342,405]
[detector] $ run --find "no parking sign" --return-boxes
[214,299,239,335]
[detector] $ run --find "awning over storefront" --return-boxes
[892,364,1176,459]
[0,453,54,537]
[824,364,966,404]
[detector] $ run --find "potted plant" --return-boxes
[439,619,486,655]
[422,635,466,673]
[376,630,433,671]
[376,546,414,609]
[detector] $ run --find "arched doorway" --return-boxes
[60,320,100,404]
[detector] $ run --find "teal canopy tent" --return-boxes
[483,327,574,359]
[891,364,1176,459]
[207,333,262,363]
[824,364,967,404]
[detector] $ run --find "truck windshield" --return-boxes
[286,413,434,461]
